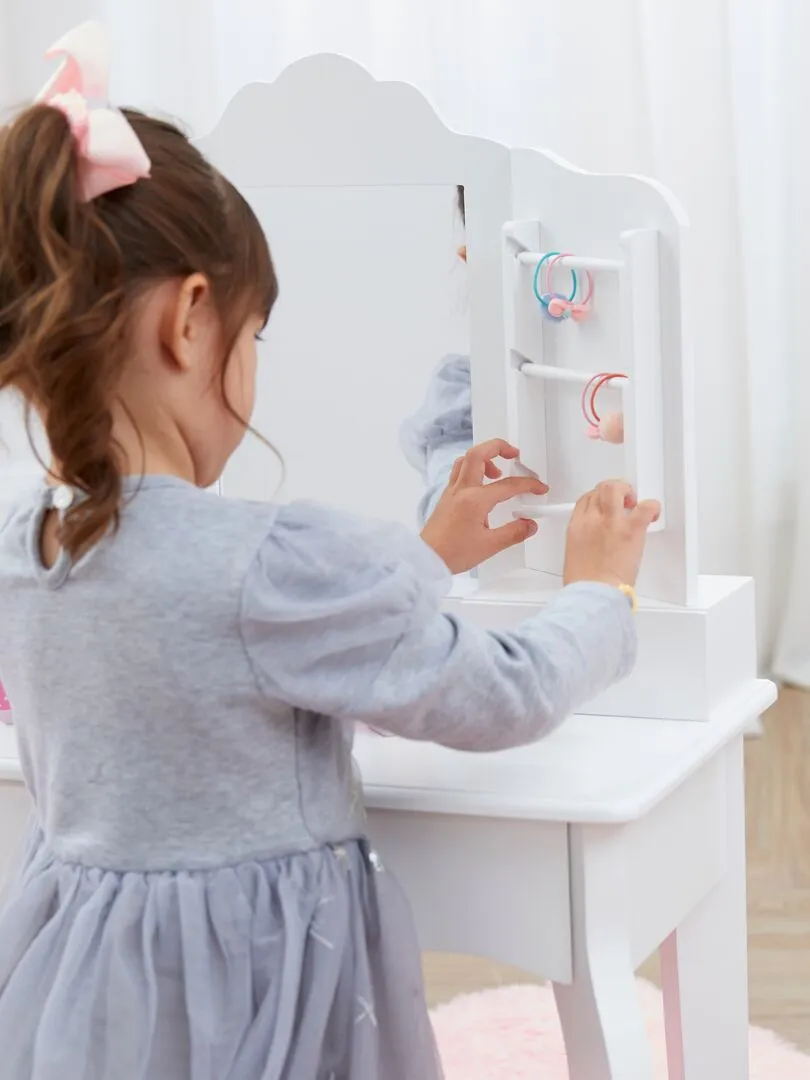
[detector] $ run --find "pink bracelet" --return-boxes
[545,253,594,322]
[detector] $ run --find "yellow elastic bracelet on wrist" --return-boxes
[617,584,637,614]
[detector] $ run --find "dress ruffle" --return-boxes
[0,831,442,1079]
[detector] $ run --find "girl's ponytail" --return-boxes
[0,104,128,557]
[0,93,276,563]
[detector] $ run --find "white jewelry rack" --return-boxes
[503,227,666,532]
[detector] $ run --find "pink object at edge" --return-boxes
[0,679,11,724]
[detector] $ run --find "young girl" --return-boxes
[0,27,659,1080]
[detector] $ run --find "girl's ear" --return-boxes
[160,273,213,372]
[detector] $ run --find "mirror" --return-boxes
[220,184,468,529]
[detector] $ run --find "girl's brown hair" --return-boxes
[0,105,278,558]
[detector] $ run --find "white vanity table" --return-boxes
[193,65,771,1076]
[356,679,776,1079]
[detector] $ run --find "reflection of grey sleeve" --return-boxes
[241,502,636,752]
[400,355,472,525]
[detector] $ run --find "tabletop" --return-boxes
[354,679,777,824]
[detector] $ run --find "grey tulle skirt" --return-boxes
[0,829,443,1079]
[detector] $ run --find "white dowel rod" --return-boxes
[519,363,628,388]
[512,502,576,520]
[517,252,622,272]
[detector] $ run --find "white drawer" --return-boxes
[367,809,572,983]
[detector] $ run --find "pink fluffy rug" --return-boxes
[431,980,810,1078]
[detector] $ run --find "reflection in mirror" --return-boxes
[456,184,466,260]
[221,185,469,529]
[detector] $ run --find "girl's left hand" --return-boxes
[421,439,548,574]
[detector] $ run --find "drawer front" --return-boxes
[367,809,572,983]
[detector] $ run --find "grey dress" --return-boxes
[0,366,635,1079]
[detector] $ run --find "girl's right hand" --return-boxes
[563,480,661,589]
[421,439,548,574]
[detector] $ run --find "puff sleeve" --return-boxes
[240,502,636,751]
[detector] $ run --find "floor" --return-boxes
[422,688,810,1053]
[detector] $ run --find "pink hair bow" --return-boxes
[36,21,151,202]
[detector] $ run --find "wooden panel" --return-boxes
[745,688,810,1051]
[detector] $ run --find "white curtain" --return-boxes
[0,0,805,680]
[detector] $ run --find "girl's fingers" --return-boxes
[449,456,465,485]
[487,517,538,554]
[482,475,549,510]
[484,461,503,479]
[571,490,592,519]
[631,499,661,527]
[594,480,636,515]
[456,440,520,486]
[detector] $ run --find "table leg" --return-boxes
[553,825,653,1080]
[660,737,749,1079]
